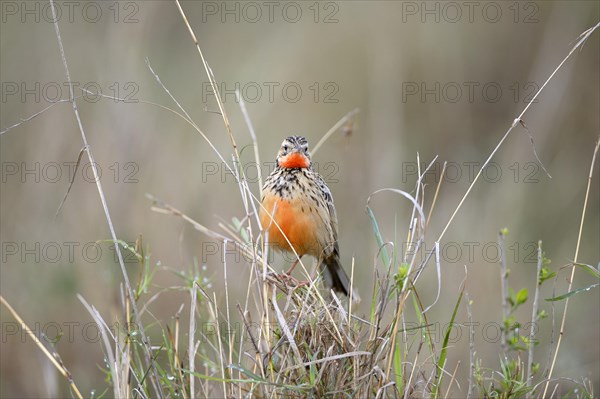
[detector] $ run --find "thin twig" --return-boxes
[237,90,263,194]
[542,137,600,397]
[498,231,509,359]
[444,361,461,399]
[0,98,80,135]
[189,281,198,399]
[173,0,237,155]
[222,239,234,394]
[311,108,359,155]
[144,61,231,170]
[436,22,600,245]
[55,145,88,218]
[48,0,162,395]
[516,119,552,179]
[426,161,447,229]
[526,241,543,397]
[465,278,475,399]
[0,295,84,399]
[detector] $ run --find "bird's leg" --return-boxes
[284,257,302,275]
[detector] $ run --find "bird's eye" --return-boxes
[282,145,289,152]
[303,147,308,153]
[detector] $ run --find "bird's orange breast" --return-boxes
[260,194,319,257]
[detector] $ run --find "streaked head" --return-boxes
[276,135,311,169]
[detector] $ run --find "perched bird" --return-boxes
[259,136,359,300]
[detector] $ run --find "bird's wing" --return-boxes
[314,172,339,256]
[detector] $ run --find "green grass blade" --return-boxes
[393,338,403,396]
[431,287,464,399]
[573,262,600,279]
[545,283,598,302]
[366,205,390,267]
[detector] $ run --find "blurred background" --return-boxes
[1,1,598,397]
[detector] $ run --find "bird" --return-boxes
[259,135,359,300]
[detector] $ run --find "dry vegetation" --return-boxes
[1,2,599,398]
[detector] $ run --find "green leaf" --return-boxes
[503,315,516,332]
[573,262,600,279]
[545,283,599,302]
[395,263,410,291]
[537,309,548,320]
[515,288,528,305]
[507,287,515,307]
[539,267,556,285]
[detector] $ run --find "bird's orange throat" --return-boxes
[279,152,310,169]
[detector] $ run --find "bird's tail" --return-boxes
[320,254,361,303]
